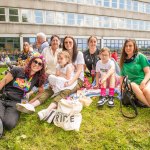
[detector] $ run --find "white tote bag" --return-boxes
[53,99,83,131]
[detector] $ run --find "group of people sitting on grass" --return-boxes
[0,34,150,138]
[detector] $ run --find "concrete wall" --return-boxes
[0,0,150,38]
[0,23,150,39]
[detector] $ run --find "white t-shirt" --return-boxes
[48,63,77,94]
[56,63,75,80]
[96,59,115,76]
[42,46,61,75]
[73,51,85,81]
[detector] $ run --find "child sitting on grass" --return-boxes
[38,51,77,120]
[95,47,119,107]
[48,51,77,94]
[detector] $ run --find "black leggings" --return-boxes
[0,99,20,130]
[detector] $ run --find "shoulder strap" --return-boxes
[120,76,138,119]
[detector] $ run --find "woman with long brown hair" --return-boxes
[120,39,150,107]
[84,36,99,73]
[38,35,85,120]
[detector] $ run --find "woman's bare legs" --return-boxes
[131,82,150,107]
[142,81,150,105]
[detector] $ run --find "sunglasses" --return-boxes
[33,60,43,67]
[64,41,73,44]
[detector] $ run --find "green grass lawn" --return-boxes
[0,68,150,150]
[0,68,7,80]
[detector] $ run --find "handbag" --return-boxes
[120,76,138,119]
[53,99,83,131]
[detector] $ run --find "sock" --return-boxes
[26,90,34,99]
[47,102,57,112]
[31,100,41,107]
[109,88,114,97]
[101,88,106,96]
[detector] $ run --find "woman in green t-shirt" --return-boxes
[120,39,150,107]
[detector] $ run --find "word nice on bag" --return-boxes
[53,99,83,131]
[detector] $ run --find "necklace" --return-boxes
[90,54,95,64]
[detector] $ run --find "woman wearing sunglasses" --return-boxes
[15,35,62,115]
[38,35,85,120]
[0,56,46,137]
[26,35,61,98]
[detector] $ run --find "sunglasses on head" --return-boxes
[33,60,43,66]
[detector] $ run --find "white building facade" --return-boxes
[0,0,150,52]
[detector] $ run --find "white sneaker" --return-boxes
[38,109,49,121]
[16,103,35,114]
[46,109,56,123]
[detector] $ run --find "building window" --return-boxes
[133,1,138,12]
[139,21,145,31]
[125,19,132,29]
[145,22,150,31]
[97,39,101,50]
[132,20,139,30]
[77,38,84,51]
[111,18,118,29]
[126,0,132,11]
[137,40,145,49]
[77,0,84,3]
[0,37,20,51]
[146,3,150,14]
[21,9,32,23]
[9,8,19,22]
[0,8,5,21]
[67,0,77,3]
[0,38,5,51]
[85,15,93,27]
[118,18,125,29]
[104,39,124,51]
[112,0,117,9]
[23,37,36,44]
[139,2,145,13]
[34,10,43,24]
[94,16,102,27]
[67,13,75,25]
[103,16,110,28]
[86,0,94,5]
[46,11,55,24]
[77,14,84,26]
[56,12,65,25]
[119,0,125,9]
[95,0,102,6]
[104,0,110,8]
